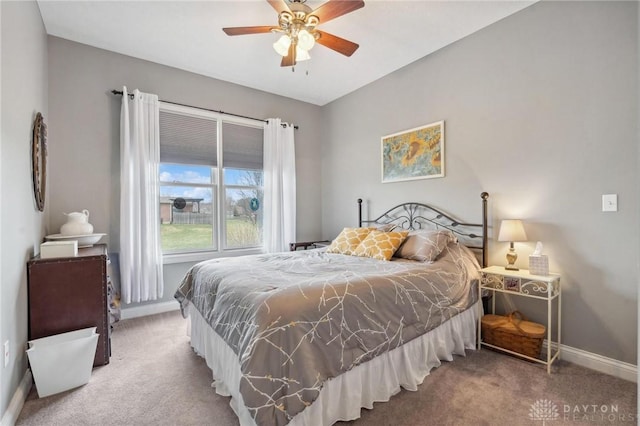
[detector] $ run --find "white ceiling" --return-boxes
[37,0,536,106]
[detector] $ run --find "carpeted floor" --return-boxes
[16,311,636,426]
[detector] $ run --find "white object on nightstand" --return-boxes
[529,255,549,276]
[478,266,561,374]
[529,241,549,275]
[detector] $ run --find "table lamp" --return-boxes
[498,219,527,270]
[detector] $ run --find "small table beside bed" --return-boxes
[175,192,490,426]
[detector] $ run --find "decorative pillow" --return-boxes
[352,230,410,261]
[394,229,457,262]
[373,223,397,232]
[326,227,374,256]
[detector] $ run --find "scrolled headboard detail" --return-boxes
[358,192,489,267]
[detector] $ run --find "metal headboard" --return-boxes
[358,192,489,267]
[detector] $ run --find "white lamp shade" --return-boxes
[295,46,310,61]
[297,29,315,51]
[273,35,291,56]
[498,219,527,242]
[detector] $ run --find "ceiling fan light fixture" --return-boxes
[297,29,315,51]
[296,46,311,61]
[273,35,291,56]
[224,0,364,67]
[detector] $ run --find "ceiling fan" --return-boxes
[223,0,365,67]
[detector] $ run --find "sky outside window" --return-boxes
[160,164,262,203]
[160,164,213,202]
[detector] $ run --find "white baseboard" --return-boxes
[120,300,180,320]
[1,369,32,426]
[544,340,637,383]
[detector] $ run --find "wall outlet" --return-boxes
[3,340,9,367]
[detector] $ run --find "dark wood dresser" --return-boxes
[27,244,111,367]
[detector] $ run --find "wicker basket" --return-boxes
[481,311,545,358]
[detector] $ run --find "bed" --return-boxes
[175,192,489,426]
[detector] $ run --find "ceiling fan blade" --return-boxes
[311,0,365,24]
[267,0,290,14]
[281,43,296,67]
[223,26,276,36]
[316,30,359,57]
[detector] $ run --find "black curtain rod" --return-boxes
[111,90,298,130]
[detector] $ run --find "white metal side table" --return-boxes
[478,266,561,374]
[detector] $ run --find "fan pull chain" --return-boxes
[291,67,309,76]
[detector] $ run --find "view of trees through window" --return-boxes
[224,168,263,249]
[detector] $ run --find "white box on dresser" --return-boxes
[40,241,78,259]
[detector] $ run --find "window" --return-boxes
[159,103,264,257]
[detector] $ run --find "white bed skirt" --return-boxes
[188,300,480,426]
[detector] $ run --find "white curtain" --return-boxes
[263,118,296,253]
[120,86,164,303]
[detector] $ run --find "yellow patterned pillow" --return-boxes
[326,227,374,256]
[352,230,409,261]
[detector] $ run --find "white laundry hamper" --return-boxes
[26,327,99,397]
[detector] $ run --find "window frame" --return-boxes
[159,102,265,264]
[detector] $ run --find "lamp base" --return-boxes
[505,247,518,271]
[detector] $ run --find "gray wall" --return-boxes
[0,0,49,418]
[322,1,638,364]
[637,0,640,398]
[47,37,324,304]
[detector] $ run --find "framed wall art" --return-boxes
[381,120,444,183]
[32,112,47,212]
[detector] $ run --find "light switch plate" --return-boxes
[602,194,618,212]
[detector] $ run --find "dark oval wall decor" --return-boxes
[32,112,47,212]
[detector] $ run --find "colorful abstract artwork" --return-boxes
[381,121,444,183]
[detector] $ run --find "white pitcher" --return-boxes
[60,209,94,236]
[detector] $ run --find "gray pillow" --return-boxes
[393,229,457,262]
[373,223,397,232]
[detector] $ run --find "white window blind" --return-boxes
[159,110,217,166]
[222,122,263,170]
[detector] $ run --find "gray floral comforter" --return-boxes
[175,243,480,426]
